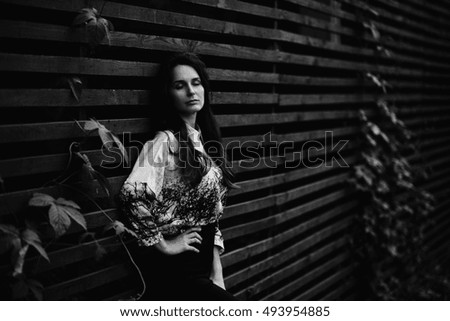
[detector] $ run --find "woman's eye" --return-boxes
[193,80,201,86]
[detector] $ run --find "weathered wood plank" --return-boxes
[0,53,279,84]
[294,264,355,300]
[0,0,364,55]
[222,205,355,268]
[260,249,351,300]
[43,263,131,300]
[226,233,348,289]
[24,235,120,274]
[225,174,350,239]
[2,20,448,74]
[0,118,149,144]
[0,89,278,106]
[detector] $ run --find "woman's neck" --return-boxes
[180,113,197,129]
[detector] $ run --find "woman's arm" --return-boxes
[210,245,226,289]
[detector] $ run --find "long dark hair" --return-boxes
[151,52,235,189]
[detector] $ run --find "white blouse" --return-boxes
[120,124,227,253]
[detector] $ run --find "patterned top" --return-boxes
[119,124,227,253]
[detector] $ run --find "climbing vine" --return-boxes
[0,7,144,300]
[350,1,450,299]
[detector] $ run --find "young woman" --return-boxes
[120,52,236,300]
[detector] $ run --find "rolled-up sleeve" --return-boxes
[119,131,173,246]
[214,222,225,255]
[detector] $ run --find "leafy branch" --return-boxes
[0,4,141,301]
[67,6,114,101]
[29,193,87,237]
[350,0,445,300]
[78,118,128,166]
[72,7,114,47]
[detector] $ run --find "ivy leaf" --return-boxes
[0,224,20,237]
[376,45,392,57]
[28,193,55,207]
[55,197,81,209]
[83,118,128,165]
[363,21,380,41]
[67,76,83,102]
[72,7,98,26]
[361,4,379,17]
[49,203,72,237]
[76,152,111,197]
[104,220,137,238]
[93,17,113,45]
[377,180,389,194]
[366,73,391,93]
[363,152,383,173]
[369,123,381,136]
[72,8,114,46]
[12,244,29,277]
[355,165,374,186]
[55,198,87,232]
[21,229,49,262]
[83,118,100,131]
[29,193,85,237]
[0,224,20,254]
[387,245,399,257]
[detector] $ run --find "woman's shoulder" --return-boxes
[146,130,178,154]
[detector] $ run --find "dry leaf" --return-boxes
[72,8,114,46]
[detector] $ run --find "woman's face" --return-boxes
[169,65,205,121]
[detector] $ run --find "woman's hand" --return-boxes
[210,246,226,289]
[154,227,202,255]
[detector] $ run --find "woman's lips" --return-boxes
[186,100,199,105]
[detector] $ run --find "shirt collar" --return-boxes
[185,122,202,141]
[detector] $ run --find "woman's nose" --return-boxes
[186,84,195,96]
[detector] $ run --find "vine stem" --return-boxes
[118,235,146,301]
[99,1,107,16]
[58,183,146,299]
[42,141,77,188]
[59,183,114,223]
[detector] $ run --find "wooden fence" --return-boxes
[0,0,449,300]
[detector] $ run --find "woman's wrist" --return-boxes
[153,237,170,254]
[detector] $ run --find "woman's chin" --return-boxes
[179,104,203,114]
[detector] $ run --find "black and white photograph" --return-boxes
[0,0,449,311]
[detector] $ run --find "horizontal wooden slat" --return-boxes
[293,264,355,300]
[2,19,448,77]
[224,173,350,237]
[226,232,348,290]
[0,0,373,57]
[0,53,279,84]
[223,206,355,268]
[260,248,351,300]
[0,89,278,106]
[43,263,131,300]
[23,235,120,274]
[0,118,149,144]
[0,109,365,144]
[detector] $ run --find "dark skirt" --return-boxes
[133,223,235,300]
